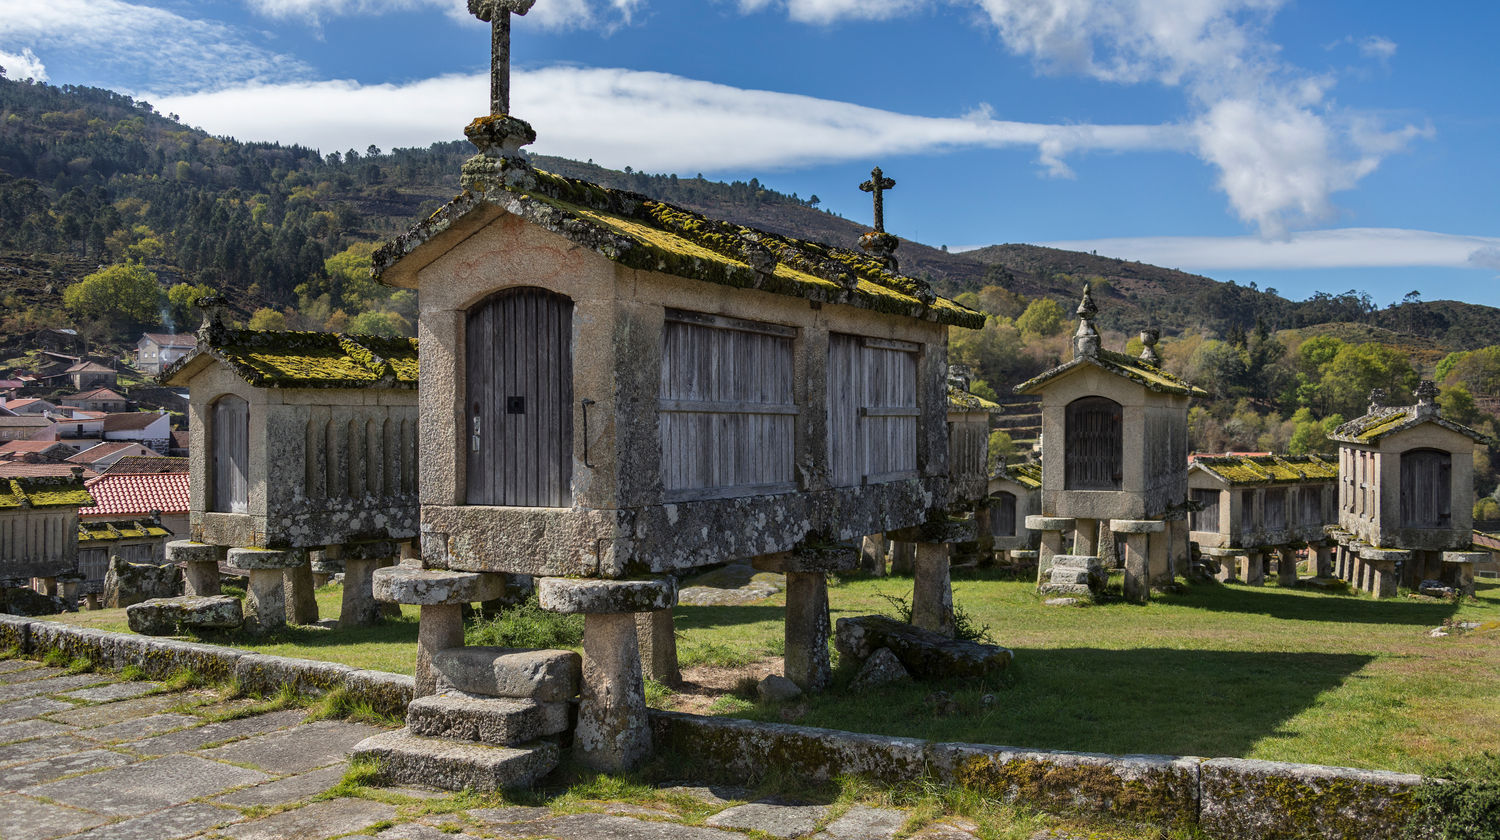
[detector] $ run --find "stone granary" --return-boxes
[76,514,173,605]
[160,312,419,632]
[1015,291,1206,602]
[0,469,91,601]
[363,0,983,780]
[987,460,1041,566]
[1327,383,1491,597]
[1187,454,1338,586]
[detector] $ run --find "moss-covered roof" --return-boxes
[1329,405,1490,446]
[992,460,1042,489]
[948,386,1003,412]
[373,169,984,329]
[1192,454,1339,486]
[161,330,418,390]
[78,519,172,542]
[1014,348,1207,397]
[0,475,93,509]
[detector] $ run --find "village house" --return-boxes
[0,469,92,603]
[1327,383,1491,597]
[0,397,57,415]
[161,311,419,632]
[0,440,73,462]
[65,361,118,391]
[137,332,198,375]
[1016,294,1207,602]
[60,387,131,414]
[101,410,173,452]
[67,441,158,473]
[358,0,984,782]
[0,415,55,443]
[1187,453,1339,586]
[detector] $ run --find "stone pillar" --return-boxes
[1277,547,1299,587]
[310,549,342,587]
[169,540,222,597]
[538,576,677,773]
[1242,551,1264,586]
[228,547,308,634]
[974,504,994,563]
[341,557,380,628]
[1314,544,1333,578]
[860,533,888,576]
[1073,518,1100,557]
[753,546,856,692]
[36,576,58,597]
[58,574,82,607]
[1167,519,1190,579]
[1026,516,1074,585]
[1112,520,1164,603]
[912,543,954,637]
[84,592,101,611]
[374,566,506,697]
[635,609,680,684]
[1442,552,1487,598]
[1370,562,1398,598]
[284,556,320,625]
[1148,529,1171,586]
[1207,549,1237,583]
[889,541,915,575]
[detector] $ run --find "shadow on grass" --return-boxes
[673,604,784,631]
[1155,580,1463,626]
[198,614,420,651]
[778,646,1376,760]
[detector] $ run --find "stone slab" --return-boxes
[377,825,484,840]
[0,718,73,744]
[0,696,71,723]
[202,719,387,774]
[812,804,908,840]
[127,596,242,635]
[1442,551,1490,564]
[373,567,504,605]
[408,690,570,746]
[432,646,581,702]
[1109,519,1165,534]
[167,540,222,565]
[465,805,553,826]
[1025,516,1075,530]
[0,673,105,701]
[489,813,744,840]
[128,708,307,755]
[0,666,63,684]
[62,802,240,840]
[226,547,306,571]
[656,784,750,808]
[353,728,559,792]
[0,734,94,767]
[216,763,348,807]
[705,800,831,838]
[222,797,396,840]
[47,692,191,726]
[0,796,109,840]
[833,615,1012,681]
[83,712,200,742]
[1,748,133,790]
[1199,757,1423,840]
[538,576,677,614]
[60,681,162,702]
[1358,547,1410,562]
[0,659,37,673]
[21,754,268,816]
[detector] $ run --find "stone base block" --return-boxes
[537,577,675,614]
[226,547,306,571]
[432,646,582,702]
[833,615,1011,681]
[1442,551,1490,564]
[352,728,558,792]
[126,596,242,636]
[166,541,221,565]
[1010,550,1039,561]
[1037,582,1094,598]
[373,567,504,606]
[1359,547,1411,563]
[408,691,571,746]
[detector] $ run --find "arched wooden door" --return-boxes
[465,287,574,507]
[1064,396,1122,490]
[211,394,249,514]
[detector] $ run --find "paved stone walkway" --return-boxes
[0,658,1113,840]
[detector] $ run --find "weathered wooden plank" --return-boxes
[211,395,249,514]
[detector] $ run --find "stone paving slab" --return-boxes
[220,797,396,840]
[62,680,163,702]
[0,795,110,840]
[0,748,132,789]
[0,665,62,684]
[127,708,307,755]
[62,802,243,840]
[490,813,747,840]
[0,718,74,744]
[705,799,832,838]
[21,754,269,815]
[656,784,750,808]
[0,673,104,700]
[378,826,485,840]
[0,696,72,723]
[84,712,202,742]
[202,718,387,774]
[46,692,201,727]
[0,733,96,766]
[216,762,349,807]
[0,659,40,673]
[811,805,907,840]
[463,806,552,826]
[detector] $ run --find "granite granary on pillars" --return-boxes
[1187,454,1338,586]
[0,469,92,611]
[1326,382,1491,598]
[987,460,1041,569]
[354,0,984,783]
[159,305,419,632]
[1016,292,1206,602]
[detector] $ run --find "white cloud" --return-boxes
[1037,228,1500,272]
[0,46,46,81]
[1359,35,1397,61]
[0,0,310,94]
[152,65,1187,170]
[738,0,927,25]
[244,0,638,29]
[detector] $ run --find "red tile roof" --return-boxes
[61,388,127,403]
[106,456,189,474]
[2,398,52,412]
[65,361,115,374]
[0,415,53,428]
[0,462,96,479]
[82,471,189,516]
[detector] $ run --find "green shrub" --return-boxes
[877,593,994,644]
[465,594,584,649]
[1407,752,1500,839]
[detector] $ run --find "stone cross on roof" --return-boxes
[859,166,896,233]
[470,0,536,115]
[1073,284,1100,359]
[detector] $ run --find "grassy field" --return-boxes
[48,573,1500,774]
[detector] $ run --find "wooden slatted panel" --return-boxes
[950,419,988,482]
[1400,448,1451,528]
[660,315,795,498]
[991,491,1017,537]
[466,288,573,507]
[827,334,918,486]
[1241,490,1256,528]
[1191,489,1221,532]
[211,395,249,514]
[1299,486,1322,525]
[827,334,862,487]
[1265,488,1287,530]
[1064,397,1122,491]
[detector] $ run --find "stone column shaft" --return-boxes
[783,572,831,691]
[889,541,915,575]
[340,557,381,628]
[1038,530,1064,585]
[1073,518,1099,556]
[37,577,57,597]
[1242,552,1264,586]
[861,533,888,576]
[1122,534,1149,603]
[245,570,287,634]
[636,608,680,684]
[1371,562,1398,598]
[284,558,320,625]
[576,612,651,773]
[1314,545,1333,578]
[911,543,954,638]
[1277,547,1298,587]
[183,561,220,597]
[1148,530,1171,586]
[415,603,464,698]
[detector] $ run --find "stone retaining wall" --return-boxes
[0,614,1426,838]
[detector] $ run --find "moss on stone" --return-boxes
[194,329,418,389]
[953,754,1197,826]
[0,476,93,509]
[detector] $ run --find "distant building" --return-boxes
[65,361,117,391]
[33,328,84,355]
[137,333,198,375]
[59,388,130,414]
[0,398,57,416]
[82,465,190,539]
[67,441,157,472]
[0,415,56,443]
[0,470,93,593]
[102,411,172,451]
[1188,453,1338,585]
[0,440,73,462]
[987,460,1042,562]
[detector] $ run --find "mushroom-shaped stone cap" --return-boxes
[537,577,677,614]
[1358,547,1412,562]
[1110,519,1166,534]
[1441,551,1490,564]
[166,540,221,565]
[373,567,505,605]
[1025,515,1076,531]
[226,547,306,571]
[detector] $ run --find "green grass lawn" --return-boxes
[47,574,1500,773]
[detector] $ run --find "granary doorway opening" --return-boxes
[465,287,574,507]
[1064,396,1122,491]
[1400,448,1452,529]
[210,394,249,514]
[990,491,1017,537]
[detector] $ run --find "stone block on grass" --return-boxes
[126,596,242,636]
[432,646,581,702]
[407,690,570,746]
[833,615,1011,681]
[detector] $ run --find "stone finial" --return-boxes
[470,0,537,115]
[1073,284,1100,359]
[1138,328,1161,366]
[1368,388,1387,413]
[947,364,972,392]
[857,166,900,272]
[195,293,228,345]
[1414,380,1439,415]
[461,0,538,191]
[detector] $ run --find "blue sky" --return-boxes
[2,0,1497,308]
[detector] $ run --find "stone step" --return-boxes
[433,647,581,702]
[351,728,558,792]
[408,691,570,747]
[1050,567,1092,585]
